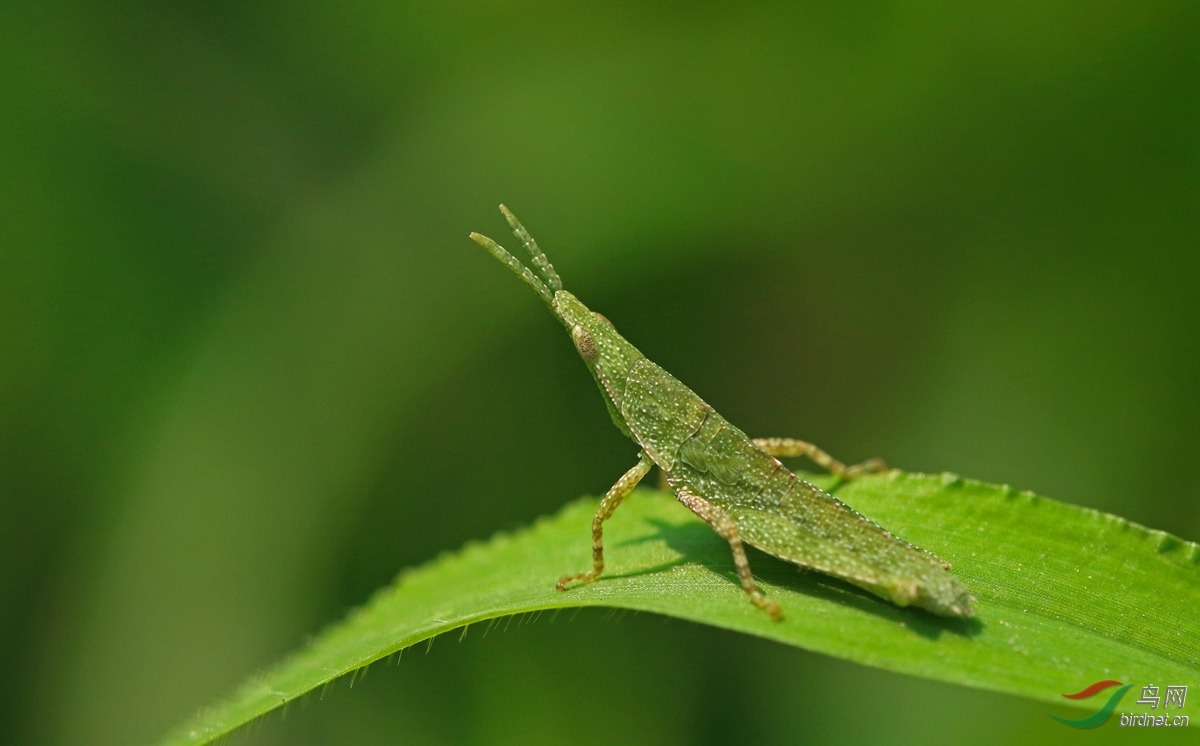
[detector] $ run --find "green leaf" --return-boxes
[160,472,1200,745]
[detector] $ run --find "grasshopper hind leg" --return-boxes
[674,490,782,620]
[557,452,653,591]
[753,438,886,479]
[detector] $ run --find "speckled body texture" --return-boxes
[624,358,972,617]
[471,207,973,618]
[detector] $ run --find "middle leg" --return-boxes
[754,437,886,479]
[675,490,782,620]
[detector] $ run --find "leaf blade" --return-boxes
[159,472,1200,746]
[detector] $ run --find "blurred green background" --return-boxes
[2,1,1197,744]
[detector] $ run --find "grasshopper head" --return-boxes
[551,290,641,380]
[470,206,645,438]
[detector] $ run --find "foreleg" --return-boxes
[557,451,654,590]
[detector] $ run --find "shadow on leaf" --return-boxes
[621,517,982,640]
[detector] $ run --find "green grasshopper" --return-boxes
[470,206,974,619]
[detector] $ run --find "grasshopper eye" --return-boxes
[571,324,598,363]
